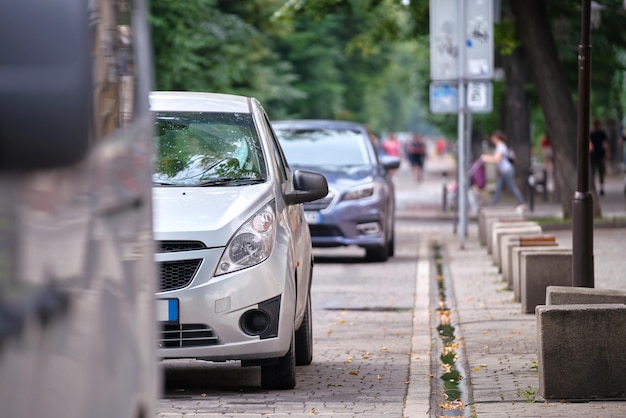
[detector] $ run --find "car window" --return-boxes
[274,128,371,167]
[153,112,267,186]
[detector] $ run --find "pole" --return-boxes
[457,0,467,249]
[572,0,594,287]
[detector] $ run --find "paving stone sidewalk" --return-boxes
[396,156,626,417]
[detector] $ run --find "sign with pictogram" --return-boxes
[466,81,492,113]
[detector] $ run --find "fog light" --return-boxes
[357,222,381,235]
[240,309,271,336]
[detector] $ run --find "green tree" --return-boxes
[149,0,302,105]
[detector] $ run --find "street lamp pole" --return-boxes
[572,0,594,287]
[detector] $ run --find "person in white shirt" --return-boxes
[480,130,527,213]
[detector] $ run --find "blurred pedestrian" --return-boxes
[381,132,401,158]
[436,137,447,155]
[540,134,553,172]
[404,133,426,181]
[480,130,527,213]
[381,132,401,175]
[589,119,609,196]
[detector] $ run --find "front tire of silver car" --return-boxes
[295,293,313,366]
[260,331,296,390]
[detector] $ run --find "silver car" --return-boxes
[272,120,400,262]
[151,92,328,389]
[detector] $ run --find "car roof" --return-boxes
[272,119,367,131]
[150,91,253,114]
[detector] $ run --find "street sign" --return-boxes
[429,82,458,114]
[464,0,494,79]
[466,81,492,113]
[429,0,460,80]
[429,0,493,80]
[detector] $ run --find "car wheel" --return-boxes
[387,230,395,257]
[295,293,313,366]
[260,331,296,390]
[365,244,389,262]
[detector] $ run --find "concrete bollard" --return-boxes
[479,208,523,247]
[485,217,527,254]
[511,247,571,301]
[546,286,626,305]
[536,304,626,400]
[501,235,557,286]
[520,252,572,314]
[490,222,541,263]
[492,227,545,270]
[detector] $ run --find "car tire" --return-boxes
[387,230,395,257]
[295,293,313,366]
[365,244,389,262]
[260,331,296,390]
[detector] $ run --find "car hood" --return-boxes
[153,183,273,246]
[291,165,376,190]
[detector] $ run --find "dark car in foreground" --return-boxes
[272,120,400,262]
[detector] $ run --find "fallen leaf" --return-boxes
[377,374,382,380]
[348,370,359,375]
[326,329,333,335]
[380,346,388,351]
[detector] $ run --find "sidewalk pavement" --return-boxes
[395,155,626,416]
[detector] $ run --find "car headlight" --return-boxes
[215,203,276,276]
[341,183,379,201]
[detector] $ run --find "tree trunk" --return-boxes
[502,45,531,201]
[510,0,601,218]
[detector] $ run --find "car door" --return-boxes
[258,110,312,327]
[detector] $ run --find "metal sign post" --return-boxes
[430,0,494,249]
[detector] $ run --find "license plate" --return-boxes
[304,211,320,224]
[157,299,179,323]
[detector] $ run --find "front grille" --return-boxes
[309,224,342,237]
[304,192,335,211]
[159,259,202,292]
[157,240,207,253]
[160,324,220,348]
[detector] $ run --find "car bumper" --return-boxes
[155,245,295,362]
[305,200,387,248]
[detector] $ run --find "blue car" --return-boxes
[272,120,400,262]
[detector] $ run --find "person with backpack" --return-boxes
[405,133,427,181]
[480,130,527,213]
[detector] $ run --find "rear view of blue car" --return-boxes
[272,120,400,262]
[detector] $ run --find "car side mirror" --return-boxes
[284,170,328,206]
[381,155,401,171]
[0,0,91,171]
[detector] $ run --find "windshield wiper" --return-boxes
[198,177,264,187]
[153,181,178,186]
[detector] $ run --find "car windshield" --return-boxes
[274,128,372,167]
[153,112,266,186]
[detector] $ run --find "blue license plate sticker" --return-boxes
[157,299,179,323]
